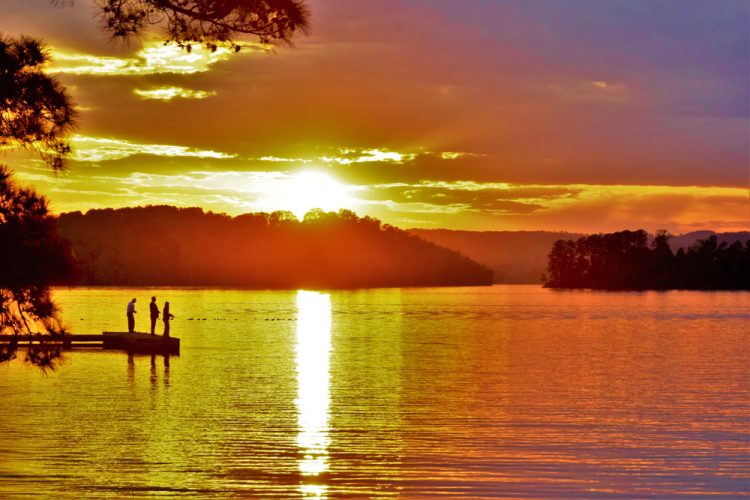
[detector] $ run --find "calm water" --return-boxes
[0,286,748,498]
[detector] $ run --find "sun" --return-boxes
[265,171,356,220]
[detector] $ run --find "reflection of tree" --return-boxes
[0,338,19,363]
[25,344,65,373]
[544,230,750,290]
[96,0,311,50]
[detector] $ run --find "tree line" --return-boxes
[57,206,494,288]
[544,230,750,290]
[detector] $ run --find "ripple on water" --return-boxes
[0,286,748,497]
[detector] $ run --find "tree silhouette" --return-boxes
[544,230,750,290]
[95,0,311,50]
[0,166,76,336]
[0,34,76,171]
[1,34,78,352]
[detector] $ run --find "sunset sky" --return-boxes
[2,0,748,233]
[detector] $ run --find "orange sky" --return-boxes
[2,0,748,233]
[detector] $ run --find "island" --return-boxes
[544,230,750,290]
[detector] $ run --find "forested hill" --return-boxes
[56,206,493,288]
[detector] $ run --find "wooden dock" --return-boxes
[0,332,180,354]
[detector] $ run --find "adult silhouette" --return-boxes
[149,296,160,335]
[126,298,137,333]
[163,302,175,337]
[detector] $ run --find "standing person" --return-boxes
[126,298,137,333]
[163,301,175,337]
[149,296,160,335]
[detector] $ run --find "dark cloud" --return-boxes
[364,184,577,214]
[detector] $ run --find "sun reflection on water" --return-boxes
[295,290,332,498]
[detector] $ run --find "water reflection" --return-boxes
[2,287,747,498]
[295,291,332,498]
[0,342,65,372]
[127,351,135,383]
[125,352,172,389]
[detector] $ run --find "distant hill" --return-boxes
[411,229,750,284]
[409,229,584,283]
[56,206,493,288]
[669,231,750,252]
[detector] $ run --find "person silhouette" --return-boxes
[126,298,137,333]
[149,296,160,335]
[163,301,175,337]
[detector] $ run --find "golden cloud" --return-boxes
[319,148,417,165]
[70,135,235,162]
[258,156,313,164]
[252,148,476,166]
[49,41,269,76]
[11,155,747,233]
[133,87,217,100]
[363,181,750,223]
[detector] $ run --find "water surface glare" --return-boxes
[0,286,748,497]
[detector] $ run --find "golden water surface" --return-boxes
[0,286,748,498]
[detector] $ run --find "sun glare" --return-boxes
[296,290,332,497]
[265,171,355,220]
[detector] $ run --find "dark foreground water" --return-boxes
[0,286,748,498]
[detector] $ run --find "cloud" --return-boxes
[10,154,749,233]
[364,181,574,214]
[70,135,235,162]
[19,169,363,218]
[30,3,745,190]
[249,148,476,167]
[359,182,750,232]
[133,87,217,100]
[320,148,416,164]
[49,41,269,76]
[258,156,312,163]
[516,189,750,234]
[2,0,747,232]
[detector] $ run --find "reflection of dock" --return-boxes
[0,332,180,354]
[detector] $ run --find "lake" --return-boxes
[1,286,748,498]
